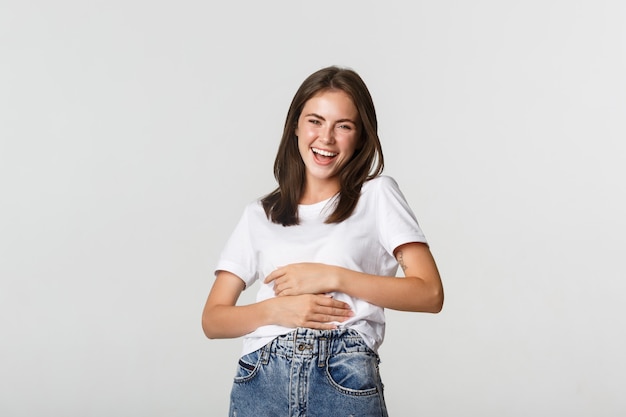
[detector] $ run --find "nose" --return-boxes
[319,126,335,144]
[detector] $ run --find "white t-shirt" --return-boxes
[215,175,427,355]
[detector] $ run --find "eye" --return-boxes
[338,124,353,130]
[308,119,321,125]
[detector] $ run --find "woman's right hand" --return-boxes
[266,294,353,330]
[202,271,353,339]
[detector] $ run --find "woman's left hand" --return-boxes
[264,263,337,296]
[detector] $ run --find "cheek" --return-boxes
[294,117,310,138]
[341,135,360,155]
[295,123,311,140]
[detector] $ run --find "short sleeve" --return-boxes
[214,204,259,289]
[374,176,427,256]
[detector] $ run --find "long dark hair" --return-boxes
[261,66,384,226]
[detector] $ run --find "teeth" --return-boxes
[312,148,337,157]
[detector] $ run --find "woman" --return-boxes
[202,65,443,417]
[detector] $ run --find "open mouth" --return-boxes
[312,147,338,160]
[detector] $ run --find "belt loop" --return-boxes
[317,337,328,367]
[260,342,271,365]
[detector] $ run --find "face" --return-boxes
[295,89,360,191]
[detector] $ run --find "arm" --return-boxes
[264,242,443,313]
[201,270,354,339]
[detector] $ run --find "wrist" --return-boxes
[330,265,343,293]
[259,297,277,326]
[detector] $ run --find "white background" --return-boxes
[1,1,625,416]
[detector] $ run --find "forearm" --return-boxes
[202,300,272,339]
[265,243,444,312]
[202,289,354,339]
[335,267,443,313]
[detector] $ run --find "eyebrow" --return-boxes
[304,113,357,124]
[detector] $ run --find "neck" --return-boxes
[300,178,340,205]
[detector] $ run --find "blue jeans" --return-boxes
[229,328,388,417]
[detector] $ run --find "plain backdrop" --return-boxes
[1,1,625,416]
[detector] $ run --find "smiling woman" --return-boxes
[296,90,360,204]
[201,66,443,417]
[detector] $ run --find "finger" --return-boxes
[302,321,338,330]
[313,303,353,321]
[308,311,350,324]
[321,307,354,320]
[316,297,351,311]
[276,288,296,297]
[264,271,276,284]
[264,267,285,284]
[273,279,288,295]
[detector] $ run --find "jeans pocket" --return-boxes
[326,351,380,396]
[233,348,263,383]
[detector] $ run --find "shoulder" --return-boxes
[362,175,402,195]
[244,198,267,217]
[362,175,414,212]
[232,198,269,227]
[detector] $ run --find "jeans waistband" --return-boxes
[266,328,373,362]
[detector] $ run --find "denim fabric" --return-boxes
[229,328,388,417]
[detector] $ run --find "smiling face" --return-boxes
[295,89,360,200]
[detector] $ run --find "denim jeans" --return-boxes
[229,328,388,417]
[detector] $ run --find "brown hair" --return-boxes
[261,66,384,226]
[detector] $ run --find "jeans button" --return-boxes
[298,344,305,351]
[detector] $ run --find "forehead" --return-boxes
[301,89,358,118]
